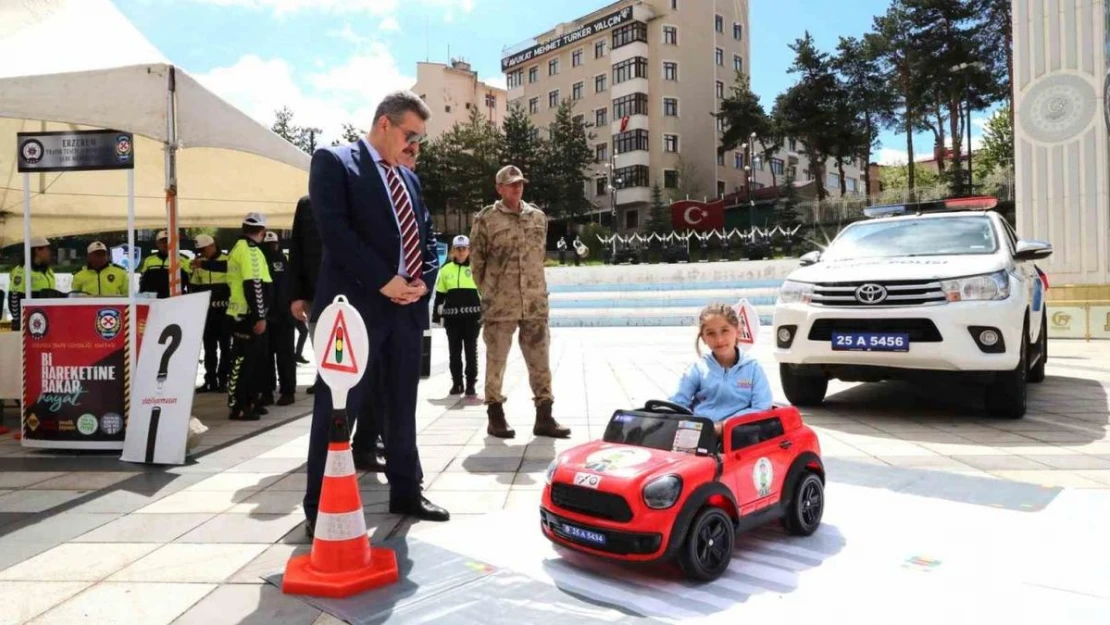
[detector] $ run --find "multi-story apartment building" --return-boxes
[500,0,866,232]
[412,59,508,140]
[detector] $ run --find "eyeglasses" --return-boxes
[391,121,426,145]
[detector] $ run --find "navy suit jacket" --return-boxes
[308,138,439,332]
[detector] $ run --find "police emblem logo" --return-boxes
[13,276,21,286]
[27,311,48,339]
[95,308,121,340]
[107,274,116,282]
[116,134,132,163]
[20,139,44,165]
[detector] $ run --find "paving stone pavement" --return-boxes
[0,326,1107,624]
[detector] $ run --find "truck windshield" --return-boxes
[823,216,998,261]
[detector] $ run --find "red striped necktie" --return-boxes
[382,162,422,281]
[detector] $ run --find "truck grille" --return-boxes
[810,280,946,307]
[550,483,634,523]
[808,318,943,342]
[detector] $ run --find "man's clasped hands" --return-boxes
[381,275,427,305]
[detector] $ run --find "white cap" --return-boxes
[452,234,470,247]
[263,231,278,242]
[29,236,50,248]
[243,212,266,227]
[155,230,168,241]
[87,241,107,254]
[194,234,215,248]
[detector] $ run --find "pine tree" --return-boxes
[648,182,670,234]
[545,99,594,219]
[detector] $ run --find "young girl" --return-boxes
[433,235,481,398]
[670,303,773,435]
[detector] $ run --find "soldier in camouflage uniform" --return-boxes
[469,165,571,439]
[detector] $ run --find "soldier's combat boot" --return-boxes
[486,402,515,439]
[533,400,570,438]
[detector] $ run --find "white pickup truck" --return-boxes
[772,204,1052,419]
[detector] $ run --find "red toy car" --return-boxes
[540,400,825,582]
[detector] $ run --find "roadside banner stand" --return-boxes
[15,129,203,460]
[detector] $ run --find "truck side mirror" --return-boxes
[799,251,821,266]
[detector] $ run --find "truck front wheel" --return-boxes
[780,364,828,407]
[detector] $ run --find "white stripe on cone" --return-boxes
[324,449,355,478]
[314,509,368,542]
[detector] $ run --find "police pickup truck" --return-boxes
[772,199,1052,419]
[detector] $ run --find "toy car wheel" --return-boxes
[783,472,824,536]
[678,507,734,582]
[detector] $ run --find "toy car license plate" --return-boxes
[561,522,606,546]
[831,331,910,352]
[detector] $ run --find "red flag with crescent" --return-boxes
[670,199,725,231]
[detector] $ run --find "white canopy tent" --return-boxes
[0,0,311,249]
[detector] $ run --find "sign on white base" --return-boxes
[122,291,209,465]
[314,295,370,409]
[735,298,762,347]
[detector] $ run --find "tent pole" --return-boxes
[128,168,136,383]
[165,65,181,297]
[22,172,30,300]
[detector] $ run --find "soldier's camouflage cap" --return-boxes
[495,165,527,185]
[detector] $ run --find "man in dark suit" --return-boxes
[303,90,447,534]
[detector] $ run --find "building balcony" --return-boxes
[615,186,651,205]
[612,77,648,100]
[611,40,648,65]
[610,114,648,133]
[613,149,650,167]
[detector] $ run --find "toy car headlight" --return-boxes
[545,459,558,484]
[940,270,1010,302]
[643,475,683,509]
[778,280,814,304]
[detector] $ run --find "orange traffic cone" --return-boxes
[283,409,399,597]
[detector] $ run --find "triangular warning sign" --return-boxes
[737,305,754,345]
[320,310,359,374]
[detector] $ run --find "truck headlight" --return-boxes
[643,475,683,509]
[778,280,814,304]
[940,270,1010,302]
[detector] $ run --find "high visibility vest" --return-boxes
[71,264,129,296]
[227,238,272,319]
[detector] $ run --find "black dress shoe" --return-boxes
[352,451,386,472]
[389,495,450,522]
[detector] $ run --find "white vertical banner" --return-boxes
[122,291,209,465]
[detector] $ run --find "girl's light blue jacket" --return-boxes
[669,348,773,422]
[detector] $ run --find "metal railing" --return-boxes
[1045,300,1110,341]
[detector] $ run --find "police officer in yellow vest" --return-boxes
[71,241,129,297]
[433,234,481,398]
[191,234,231,393]
[138,230,193,298]
[6,236,61,331]
[226,212,273,421]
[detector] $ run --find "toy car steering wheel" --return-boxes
[643,400,693,415]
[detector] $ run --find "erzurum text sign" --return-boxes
[17,129,134,172]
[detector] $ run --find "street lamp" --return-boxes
[951,61,987,195]
[742,131,757,231]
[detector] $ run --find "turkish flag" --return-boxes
[671,199,725,231]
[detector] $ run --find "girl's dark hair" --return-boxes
[695,303,741,356]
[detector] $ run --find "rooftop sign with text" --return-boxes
[501,7,634,71]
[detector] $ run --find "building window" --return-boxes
[595,40,606,58]
[717,117,726,132]
[548,90,559,108]
[613,129,649,154]
[717,152,724,165]
[613,92,649,118]
[663,61,678,81]
[612,21,648,49]
[528,66,538,83]
[596,177,608,196]
[614,57,648,84]
[734,55,743,72]
[529,127,539,141]
[717,180,726,197]
[789,138,798,151]
[715,47,723,66]
[572,82,583,100]
[716,80,725,98]
[663,97,678,116]
[613,164,650,188]
[663,134,679,152]
[485,93,496,108]
[595,108,608,127]
[715,14,723,33]
[625,209,639,229]
[664,169,679,188]
[548,58,559,75]
[771,158,784,175]
[663,25,677,45]
[733,22,742,40]
[671,0,678,9]
[508,70,522,88]
[595,73,607,92]
[846,177,858,192]
[735,152,743,169]
[529,97,539,114]
[596,143,608,162]
[827,172,840,188]
[572,49,583,67]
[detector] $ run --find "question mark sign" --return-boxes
[156,324,183,392]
